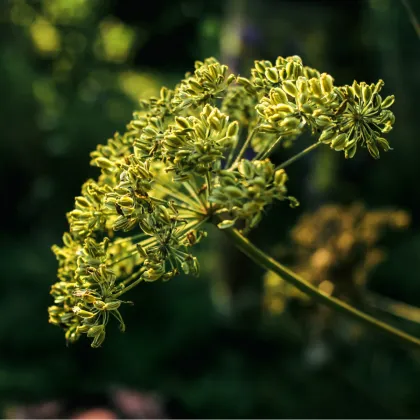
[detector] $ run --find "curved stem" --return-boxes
[276,142,321,171]
[224,228,420,349]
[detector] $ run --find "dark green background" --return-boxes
[1,0,420,417]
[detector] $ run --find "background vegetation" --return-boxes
[1,0,420,417]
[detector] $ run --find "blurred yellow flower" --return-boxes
[119,72,161,102]
[94,18,136,63]
[29,17,60,55]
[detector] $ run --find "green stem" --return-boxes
[224,228,420,350]
[121,267,147,286]
[276,142,321,171]
[153,183,204,211]
[110,250,139,267]
[205,172,212,212]
[152,196,206,217]
[112,232,148,245]
[225,127,242,169]
[255,127,306,161]
[113,269,146,298]
[186,177,207,210]
[231,125,259,168]
[254,134,282,161]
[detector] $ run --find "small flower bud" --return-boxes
[93,300,106,310]
[217,219,236,229]
[330,133,347,151]
[73,307,95,319]
[254,60,267,74]
[227,121,239,137]
[104,300,121,311]
[238,160,254,178]
[320,73,334,93]
[381,95,395,109]
[224,186,244,198]
[76,325,91,334]
[175,116,190,129]
[282,81,298,97]
[274,169,287,186]
[362,84,372,103]
[309,78,322,97]
[91,330,106,348]
[265,67,279,84]
[87,325,105,338]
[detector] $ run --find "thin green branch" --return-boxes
[224,228,420,349]
[110,236,157,267]
[205,172,213,212]
[121,267,147,286]
[225,127,242,169]
[113,270,145,298]
[254,134,282,161]
[231,124,259,168]
[109,250,139,267]
[153,183,205,212]
[276,142,321,171]
[112,231,148,245]
[152,196,206,217]
[185,177,207,210]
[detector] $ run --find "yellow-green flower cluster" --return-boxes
[319,81,395,159]
[172,57,236,110]
[210,160,298,233]
[50,55,396,347]
[238,56,320,96]
[162,105,239,179]
[49,235,138,345]
[237,56,395,159]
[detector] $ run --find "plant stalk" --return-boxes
[276,142,321,170]
[231,125,259,168]
[224,227,420,350]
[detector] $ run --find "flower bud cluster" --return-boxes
[162,104,239,179]
[172,58,236,110]
[210,160,298,232]
[49,236,134,346]
[50,55,396,347]
[238,56,395,158]
[319,80,395,159]
[238,55,320,96]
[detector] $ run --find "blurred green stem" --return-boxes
[363,290,420,323]
[224,227,420,350]
[400,0,420,40]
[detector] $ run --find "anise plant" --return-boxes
[49,56,418,349]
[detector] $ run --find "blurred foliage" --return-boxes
[2,0,420,418]
[264,202,414,351]
[265,202,411,314]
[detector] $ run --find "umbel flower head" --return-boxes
[49,55,396,347]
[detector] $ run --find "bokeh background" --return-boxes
[1,0,420,417]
